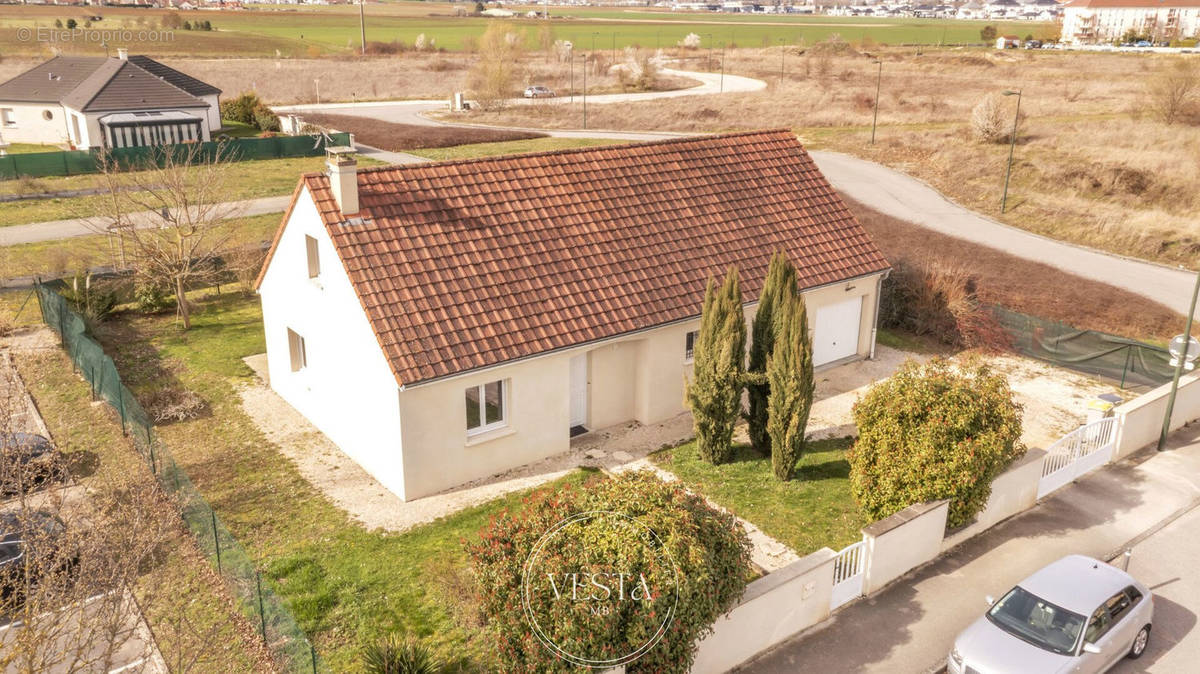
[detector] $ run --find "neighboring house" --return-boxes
[0,49,221,150]
[255,131,892,502]
[1062,0,1200,43]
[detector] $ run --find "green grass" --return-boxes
[0,4,1052,57]
[405,136,620,161]
[7,294,268,673]
[2,142,62,154]
[90,291,591,671]
[217,120,263,138]
[876,327,953,355]
[0,212,282,280]
[652,437,864,555]
[0,155,379,227]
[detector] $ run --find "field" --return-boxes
[465,45,1200,270]
[0,3,1050,58]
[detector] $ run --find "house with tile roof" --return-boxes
[0,49,221,150]
[255,130,891,501]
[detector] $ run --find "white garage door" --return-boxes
[813,297,863,366]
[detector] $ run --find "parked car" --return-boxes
[0,433,64,496]
[949,555,1153,673]
[1135,40,1153,48]
[0,509,73,605]
[1024,40,1042,50]
[523,85,556,99]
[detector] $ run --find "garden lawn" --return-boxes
[90,290,590,672]
[652,437,864,555]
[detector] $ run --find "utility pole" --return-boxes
[779,38,786,90]
[569,50,574,103]
[359,0,366,56]
[720,42,726,93]
[1000,89,1023,214]
[583,54,588,130]
[870,60,882,145]
[705,33,713,70]
[1159,270,1200,451]
[612,33,617,63]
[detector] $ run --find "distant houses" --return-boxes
[0,50,221,150]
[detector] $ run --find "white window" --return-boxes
[1,109,14,128]
[684,330,699,362]
[287,328,307,372]
[305,234,320,279]
[465,380,506,435]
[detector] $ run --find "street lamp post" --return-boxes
[612,33,617,63]
[582,54,588,130]
[1000,89,1023,214]
[870,60,882,145]
[569,50,574,104]
[704,33,713,70]
[778,38,786,90]
[1159,270,1200,451]
[720,42,726,93]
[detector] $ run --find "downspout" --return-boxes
[870,270,889,361]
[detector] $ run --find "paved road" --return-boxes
[808,150,1197,318]
[0,195,292,246]
[743,427,1200,673]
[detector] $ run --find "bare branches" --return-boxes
[87,144,242,329]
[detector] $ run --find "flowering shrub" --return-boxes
[848,358,1026,528]
[466,472,751,673]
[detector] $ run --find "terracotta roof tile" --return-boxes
[295,130,889,387]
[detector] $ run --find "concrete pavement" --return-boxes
[743,426,1200,673]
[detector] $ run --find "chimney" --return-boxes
[326,146,359,217]
[117,48,129,60]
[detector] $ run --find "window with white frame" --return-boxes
[465,380,506,434]
[287,328,307,372]
[1,109,14,128]
[305,235,320,279]
[684,330,699,362]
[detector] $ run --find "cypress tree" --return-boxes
[685,267,746,465]
[767,290,815,481]
[746,253,798,453]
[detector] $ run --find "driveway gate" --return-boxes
[1037,417,1118,499]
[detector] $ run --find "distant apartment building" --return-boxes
[1061,0,1200,43]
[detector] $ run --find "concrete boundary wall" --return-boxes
[861,500,950,595]
[691,548,836,674]
[1112,371,1200,459]
[942,449,1046,552]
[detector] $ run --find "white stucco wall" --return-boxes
[201,93,222,132]
[258,186,408,499]
[0,102,71,145]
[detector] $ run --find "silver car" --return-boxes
[949,555,1153,674]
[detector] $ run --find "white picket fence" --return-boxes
[1037,417,1118,499]
[830,537,867,610]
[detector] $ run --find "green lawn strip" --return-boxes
[91,290,588,671]
[218,120,264,138]
[652,437,864,556]
[405,136,621,161]
[9,323,269,673]
[0,212,282,280]
[0,155,380,227]
[3,143,62,154]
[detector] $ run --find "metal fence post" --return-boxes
[210,508,222,574]
[310,641,318,674]
[256,571,268,643]
[117,387,127,435]
[1120,345,1132,389]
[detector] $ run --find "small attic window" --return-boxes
[305,235,320,279]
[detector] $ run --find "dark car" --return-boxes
[0,432,64,496]
[0,509,73,605]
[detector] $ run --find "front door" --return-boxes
[813,296,863,366]
[569,353,588,432]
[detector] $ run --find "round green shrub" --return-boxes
[466,471,752,673]
[848,357,1025,528]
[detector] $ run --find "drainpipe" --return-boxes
[870,271,888,360]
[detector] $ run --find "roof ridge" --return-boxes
[68,58,125,111]
[351,128,799,177]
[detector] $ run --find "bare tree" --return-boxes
[88,144,240,329]
[467,22,526,110]
[1147,59,1199,125]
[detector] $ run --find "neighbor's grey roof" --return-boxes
[0,55,217,112]
[127,56,221,98]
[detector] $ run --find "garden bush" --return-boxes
[252,103,280,133]
[685,268,745,465]
[878,259,1008,351]
[220,93,259,126]
[467,471,752,673]
[361,635,442,674]
[848,357,1025,528]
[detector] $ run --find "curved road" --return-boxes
[9,68,1196,316]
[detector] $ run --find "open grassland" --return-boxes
[468,46,1200,269]
[0,3,1048,58]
